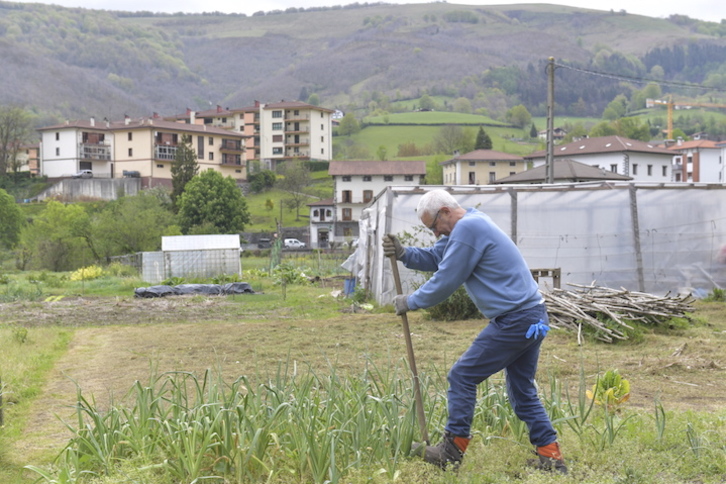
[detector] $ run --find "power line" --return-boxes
[554,62,726,93]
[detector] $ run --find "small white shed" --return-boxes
[141,234,241,283]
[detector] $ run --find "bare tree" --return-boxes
[0,105,34,175]
[278,161,312,221]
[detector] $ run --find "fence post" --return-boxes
[0,376,4,427]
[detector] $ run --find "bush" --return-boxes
[70,265,104,281]
[104,262,138,278]
[424,285,480,321]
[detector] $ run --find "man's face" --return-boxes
[421,207,453,237]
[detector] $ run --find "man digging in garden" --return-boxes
[383,189,567,474]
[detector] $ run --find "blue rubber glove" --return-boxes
[526,320,550,339]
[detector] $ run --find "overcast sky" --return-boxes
[10,0,726,23]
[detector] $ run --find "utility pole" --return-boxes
[546,57,556,184]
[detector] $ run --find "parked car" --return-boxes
[283,238,306,249]
[72,169,93,179]
[257,238,272,249]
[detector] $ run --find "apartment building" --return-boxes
[166,100,332,171]
[38,115,247,187]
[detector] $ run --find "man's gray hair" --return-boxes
[417,189,461,220]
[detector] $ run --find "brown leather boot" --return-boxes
[530,441,568,474]
[412,431,471,470]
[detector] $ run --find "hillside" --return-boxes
[1,1,726,125]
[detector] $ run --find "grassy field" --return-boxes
[0,263,724,484]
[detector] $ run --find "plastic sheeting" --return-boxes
[355,183,726,306]
[134,282,256,298]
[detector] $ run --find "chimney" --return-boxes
[254,100,260,108]
[186,107,191,115]
[153,112,159,119]
[217,105,223,113]
[90,116,95,127]
[677,136,683,146]
[190,111,196,124]
[124,114,130,126]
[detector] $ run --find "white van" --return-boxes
[283,238,306,249]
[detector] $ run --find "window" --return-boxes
[343,227,353,236]
[320,124,324,130]
[363,175,372,182]
[55,147,60,156]
[320,112,324,118]
[272,147,283,155]
[384,175,393,182]
[272,122,283,130]
[404,175,413,181]
[662,165,668,176]
[197,136,204,158]
[128,132,133,141]
[647,165,653,176]
[469,161,476,166]
[222,117,227,123]
[313,209,319,217]
[342,190,352,203]
[321,136,324,142]
[208,137,213,146]
[128,148,133,157]
[632,164,638,175]
[321,148,324,155]
[272,110,283,118]
[510,172,516,176]
[273,135,283,142]
[489,161,496,166]
[342,176,351,182]
[363,190,373,203]
[342,208,352,221]
[209,152,214,160]
[510,161,516,166]
[294,110,299,116]
[55,132,60,141]
[489,172,496,183]
[468,172,475,184]
[157,164,164,168]
[610,164,618,173]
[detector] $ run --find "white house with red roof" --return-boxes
[326,160,426,245]
[524,135,674,182]
[667,139,724,183]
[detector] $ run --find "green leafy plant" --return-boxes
[160,276,186,286]
[587,369,631,410]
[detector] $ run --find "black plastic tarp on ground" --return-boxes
[134,282,256,298]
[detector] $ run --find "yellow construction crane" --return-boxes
[650,96,726,139]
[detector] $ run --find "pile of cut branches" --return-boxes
[544,283,696,343]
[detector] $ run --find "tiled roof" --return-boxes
[307,198,335,206]
[525,135,673,159]
[329,160,427,176]
[263,100,334,113]
[493,158,632,184]
[39,117,246,137]
[440,149,523,166]
[668,140,721,150]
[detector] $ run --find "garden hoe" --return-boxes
[389,254,430,452]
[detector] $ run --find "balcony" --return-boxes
[222,154,242,165]
[285,137,310,147]
[220,140,243,152]
[285,112,311,121]
[285,125,310,134]
[155,144,178,160]
[80,143,111,161]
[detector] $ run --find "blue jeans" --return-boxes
[444,303,557,447]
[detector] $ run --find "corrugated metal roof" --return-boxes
[162,234,240,251]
